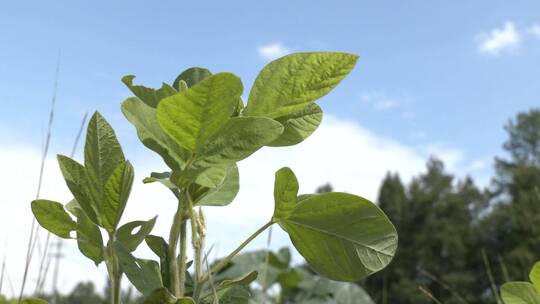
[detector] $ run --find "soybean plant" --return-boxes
[118,52,399,303]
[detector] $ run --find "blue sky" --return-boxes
[1,0,539,160]
[1,0,540,295]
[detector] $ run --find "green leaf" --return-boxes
[21,298,48,304]
[201,286,250,304]
[273,167,299,220]
[216,286,250,304]
[122,97,188,170]
[501,282,540,304]
[214,249,284,290]
[31,199,76,238]
[157,73,243,151]
[116,216,158,252]
[268,103,323,147]
[114,242,163,296]
[233,98,245,116]
[102,161,134,230]
[173,67,212,89]
[142,288,177,304]
[145,235,171,290]
[84,112,125,199]
[57,155,98,224]
[530,261,540,292]
[142,288,195,304]
[194,117,284,167]
[218,270,258,290]
[74,207,104,266]
[244,52,358,118]
[276,269,301,289]
[191,165,229,189]
[192,164,240,206]
[274,192,398,282]
[334,283,375,304]
[144,172,177,190]
[122,75,177,108]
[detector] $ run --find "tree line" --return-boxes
[365,108,540,303]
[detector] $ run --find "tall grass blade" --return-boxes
[18,51,61,303]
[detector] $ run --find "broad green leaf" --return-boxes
[194,117,284,167]
[74,207,104,266]
[31,199,76,238]
[179,165,230,189]
[122,75,177,108]
[157,73,243,151]
[268,103,323,147]
[116,216,157,252]
[102,161,134,230]
[21,298,48,304]
[530,261,540,292]
[173,67,212,89]
[122,98,188,170]
[244,52,358,118]
[274,192,398,282]
[273,167,299,220]
[114,242,163,296]
[57,155,98,224]
[501,282,540,304]
[84,112,125,199]
[191,164,240,206]
[145,235,171,289]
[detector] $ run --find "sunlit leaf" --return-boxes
[268,103,323,147]
[244,52,358,118]
[102,161,134,230]
[31,199,76,238]
[172,67,212,89]
[122,98,188,170]
[273,172,398,282]
[122,75,177,108]
[501,282,540,304]
[157,73,243,151]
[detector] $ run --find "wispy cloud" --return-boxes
[528,24,540,38]
[257,42,291,61]
[360,91,399,111]
[477,21,521,55]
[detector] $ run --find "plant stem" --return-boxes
[168,202,183,297]
[200,221,274,284]
[178,218,188,297]
[107,233,121,304]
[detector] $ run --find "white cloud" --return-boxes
[0,115,487,296]
[360,91,399,111]
[257,42,291,61]
[477,21,521,55]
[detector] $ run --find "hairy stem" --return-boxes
[178,218,188,297]
[168,202,183,297]
[201,221,273,283]
[106,233,121,304]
